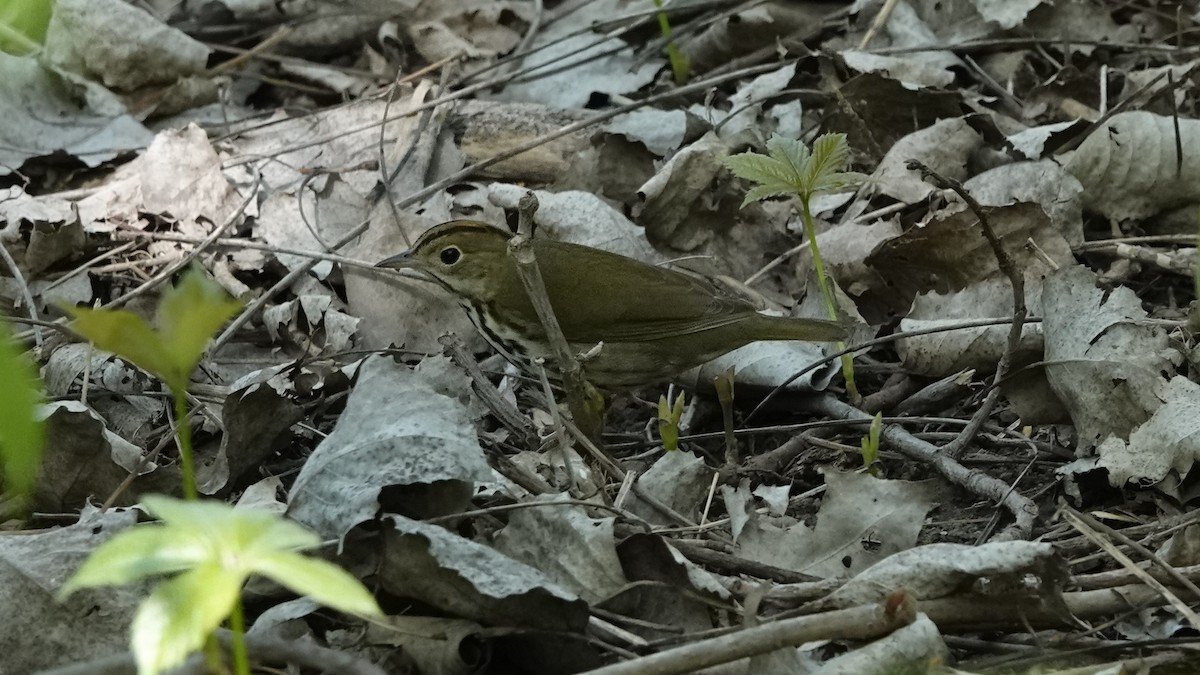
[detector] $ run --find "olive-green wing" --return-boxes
[530,239,756,342]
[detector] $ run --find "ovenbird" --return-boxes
[376,220,844,388]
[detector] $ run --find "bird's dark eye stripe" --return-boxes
[440,246,461,265]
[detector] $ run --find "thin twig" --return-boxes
[1061,507,1200,630]
[905,160,1025,459]
[0,238,42,346]
[506,192,602,438]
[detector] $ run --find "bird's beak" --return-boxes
[375,250,418,270]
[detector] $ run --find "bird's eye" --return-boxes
[439,246,461,265]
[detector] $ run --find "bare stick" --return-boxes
[583,595,915,675]
[906,160,1026,459]
[506,192,602,438]
[805,394,1035,541]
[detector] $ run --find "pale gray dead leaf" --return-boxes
[720,480,754,544]
[255,176,371,278]
[811,218,904,300]
[379,515,588,631]
[963,159,1084,246]
[489,184,662,262]
[43,344,151,398]
[1041,264,1178,451]
[0,186,76,238]
[1024,0,1139,55]
[1006,120,1081,159]
[635,131,732,251]
[0,507,143,674]
[898,277,1047,377]
[492,495,629,604]
[753,484,791,516]
[235,476,287,514]
[287,355,492,542]
[228,97,416,193]
[44,0,209,91]
[606,109,689,158]
[625,451,713,527]
[685,338,839,392]
[77,125,242,233]
[716,62,797,141]
[1096,376,1200,487]
[1064,111,1200,222]
[493,0,660,108]
[972,0,1045,28]
[869,117,982,203]
[0,53,152,176]
[838,49,955,88]
[738,470,937,578]
[818,541,1066,609]
[874,0,975,63]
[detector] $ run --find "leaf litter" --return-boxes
[4,1,1200,673]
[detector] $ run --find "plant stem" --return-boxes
[229,596,250,675]
[653,0,688,84]
[800,197,859,400]
[172,390,198,500]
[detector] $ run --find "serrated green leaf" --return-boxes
[142,495,317,557]
[58,526,208,598]
[131,563,241,675]
[803,134,850,191]
[156,267,241,386]
[765,135,811,180]
[66,307,180,389]
[253,551,382,618]
[246,515,321,553]
[740,184,796,207]
[721,152,799,187]
[0,322,45,507]
[67,268,240,395]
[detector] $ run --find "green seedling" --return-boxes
[66,266,241,499]
[713,366,737,465]
[653,0,689,84]
[722,133,868,399]
[860,412,882,475]
[0,320,46,512]
[657,391,686,452]
[60,495,383,675]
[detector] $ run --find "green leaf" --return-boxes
[143,495,318,554]
[803,134,850,192]
[765,135,811,183]
[67,267,240,394]
[66,307,180,389]
[860,412,882,468]
[130,563,242,675]
[253,551,383,619]
[0,322,45,508]
[156,267,240,387]
[0,0,52,55]
[657,392,686,452]
[723,133,865,206]
[721,152,798,189]
[58,526,207,598]
[740,184,796,207]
